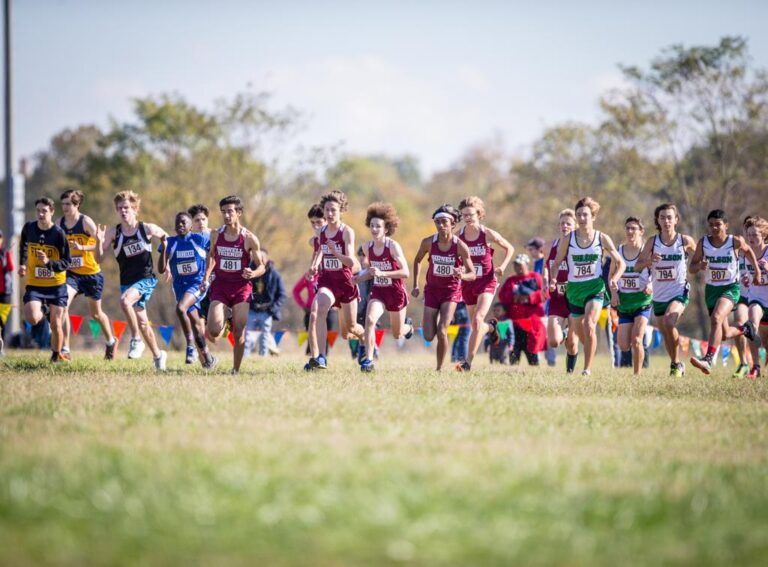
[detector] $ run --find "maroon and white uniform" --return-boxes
[368,238,408,312]
[424,235,462,309]
[546,238,570,318]
[459,226,496,305]
[210,227,253,307]
[317,224,359,307]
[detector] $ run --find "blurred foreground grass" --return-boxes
[1,351,767,566]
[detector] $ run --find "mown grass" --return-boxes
[0,351,767,566]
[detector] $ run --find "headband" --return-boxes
[433,212,454,221]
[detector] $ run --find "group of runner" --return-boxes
[15,188,766,377]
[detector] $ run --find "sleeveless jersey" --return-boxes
[60,215,100,275]
[165,232,209,284]
[23,222,68,287]
[745,246,768,306]
[547,238,569,297]
[567,230,602,283]
[738,251,749,298]
[368,238,405,291]
[459,226,494,279]
[651,234,688,302]
[113,222,154,286]
[426,235,461,290]
[318,224,353,288]
[617,244,652,312]
[703,235,739,286]
[212,227,250,285]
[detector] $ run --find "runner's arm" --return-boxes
[338,227,360,271]
[634,237,656,271]
[242,232,265,279]
[381,241,410,280]
[456,241,476,282]
[736,236,761,284]
[411,236,431,296]
[549,238,568,291]
[688,239,706,274]
[200,231,218,291]
[487,228,515,277]
[601,233,625,290]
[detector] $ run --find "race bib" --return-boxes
[177,260,198,275]
[323,257,342,271]
[220,258,241,272]
[35,266,53,279]
[556,282,567,295]
[123,241,145,257]
[70,256,83,269]
[474,264,484,277]
[710,268,729,282]
[374,276,392,286]
[654,266,677,282]
[621,276,639,290]
[574,263,595,279]
[432,263,453,277]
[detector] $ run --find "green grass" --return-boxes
[0,351,767,566]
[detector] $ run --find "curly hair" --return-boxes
[320,190,349,213]
[365,202,400,236]
[458,196,486,220]
[431,204,461,224]
[574,196,600,218]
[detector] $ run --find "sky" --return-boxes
[4,0,768,176]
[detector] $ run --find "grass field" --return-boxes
[1,350,767,566]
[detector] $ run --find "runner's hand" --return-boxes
[36,249,48,264]
[411,286,420,298]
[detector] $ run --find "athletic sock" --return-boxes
[706,345,717,357]
[566,353,578,372]
[106,338,116,346]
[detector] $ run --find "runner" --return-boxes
[688,209,761,375]
[412,205,475,371]
[304,191,364,370]
[188,204,212,320]
[543,209,580,373]
[455,196,514,372]
[612,217,653,375]
[58,189,117,360]
[352,202,414,372]
[200,195,264,375]
[158,211,217,369]
[549,197,625,376]
[732,216,755,378]
[742,216,768,379]
[95,191,168,370]
[18,197,71,362]
[635,203,697,377]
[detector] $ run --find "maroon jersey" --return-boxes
[369,238,408,312]
[424,235,462,308]
[459,226,494,279]
[318,224,353,289]
[212,227,250,285]
[547,237,570,318]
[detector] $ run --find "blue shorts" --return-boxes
[66,272,105,300]
[23,284,68,308]
[173,279,206,313]
[618,305,652,325]
[120,277,158,310]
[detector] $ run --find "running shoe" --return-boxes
[747,365,761,380]
[153,350,168,371]
[50,351,69,363]
[203,354,219,370]
[311,354,328,370]
[581,369,591,377]
[404,317,414,340]
[59,351,72,362]
[690,356,712,375]
[185,345,196,364]
[732,363,749,379]
[0,337,4,356]
[486,319,501,346]
[303,360,314,372]
[127,338,145,359]
[455,360,471,372]
[670,362,685,378]
[231,368,240,376]
[741,321,761,346]
[360,358,375,372]
[104,339,118,361]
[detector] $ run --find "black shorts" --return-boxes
[23,284,68,307]
[67,272,105,300]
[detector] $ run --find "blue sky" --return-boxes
[6,0,768,175]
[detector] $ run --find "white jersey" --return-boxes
[618,244,650,294]
[567,230,602,283]
[651,234,688,303]
[703,235,739,286]
[746,246,768,306]
[739,251,749,297]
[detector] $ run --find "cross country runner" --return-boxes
[19,197,71,362]
[188,204,212,320]
[95,191,168,370]
[353,202,414,372]
[304,191,364,371]
[543,208,580,373]
[412,204,476,371]
[688,209,761,375]
[732,216,755,378]
[58,189,117,360]
[158,211,218,369]
[612,217,653,375]
[201,195,264,375]
[455,196,514,372]
[549,197,624,376]
[635,203,697,377]
[741,215,768,379]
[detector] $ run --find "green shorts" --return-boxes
[705,283,740,316]
[652,294,689,317]
[566,278,606,316]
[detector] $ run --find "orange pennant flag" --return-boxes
[112,320,128,340]
[375,329,385,347]
[228,331,236,347]
[327,331,338,348]
[0,303,11,325]
[69,314,84,335]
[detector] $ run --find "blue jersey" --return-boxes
[164,233,209,285]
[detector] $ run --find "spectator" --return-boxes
[528,236,555,366]
[0,229,13,355]
[246,249,287,356]
[486,302,513,364]
[451,301,470,362]
[499,254,546,366]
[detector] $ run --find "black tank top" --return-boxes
[113,222,155,285]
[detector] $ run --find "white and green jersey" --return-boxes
[745,246,768,306]
[651,234,688,303]
[618,244,652,313]
[739,252,749,296]
[703,235,739,286]
[567,230,603,283]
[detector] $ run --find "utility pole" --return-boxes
[3,0,19,336]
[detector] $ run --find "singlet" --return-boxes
[459,226,494,279]
[212,227,250,285]
[113,222,155,286]
[745,246,768,306]
[650,233,688,302]
[22,221,68,287]
[617,244,652,312]
[702,235,739,286]
[164,232,209,283]
[60,215,100,275]
[368,238,405,291]
[567,230,602,283]
[318,224,353,288]
[426,235,461,289]
[547,237,569,296]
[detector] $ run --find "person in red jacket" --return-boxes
[0,229,14,355]
[498,253,546,365]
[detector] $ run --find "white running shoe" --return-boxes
[154,350,168,371]
[128,337,145,359]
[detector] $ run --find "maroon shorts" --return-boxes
[424,284,462,309]
[547,294,570,319]
[209,280,253,308]
[371,285,409,312]
[461,275,497,306]
[318,278,360,308]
